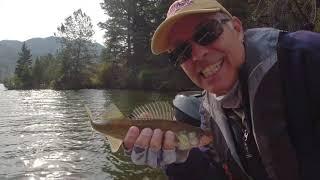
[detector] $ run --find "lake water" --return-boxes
[0,85,176,179]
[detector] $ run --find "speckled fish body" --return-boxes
[85,102,212,152]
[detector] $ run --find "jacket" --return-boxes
[165,28,320,180]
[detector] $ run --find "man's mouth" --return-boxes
[200,58,224,78]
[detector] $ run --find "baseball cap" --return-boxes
[151,0,232,55]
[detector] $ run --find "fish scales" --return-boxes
[85,101,212,152]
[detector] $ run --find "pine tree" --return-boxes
[14,42,33,88]
[15,42,32,78]
[98,0,171,67]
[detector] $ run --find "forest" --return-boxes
[4,0,320,91]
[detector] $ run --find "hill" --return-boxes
[0,37,104,80]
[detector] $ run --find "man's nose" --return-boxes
[191,42,208,61]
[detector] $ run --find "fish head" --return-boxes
[175,129,213,150]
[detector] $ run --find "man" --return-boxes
[123,0,320,179]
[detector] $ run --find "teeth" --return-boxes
[202,59,223,78]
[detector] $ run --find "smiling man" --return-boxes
[123,0,320,179]
[167,12,244,95]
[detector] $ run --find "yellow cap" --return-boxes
[151,0,232,55]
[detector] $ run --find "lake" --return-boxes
[0,85,176,179]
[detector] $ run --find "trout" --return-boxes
[85,102,212,152]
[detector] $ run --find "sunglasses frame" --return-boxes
[169,18,230,67]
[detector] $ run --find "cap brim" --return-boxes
[151,8,222,55]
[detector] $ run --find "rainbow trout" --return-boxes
[85,102,212,152]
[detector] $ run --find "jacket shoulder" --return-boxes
[279,31,320,50]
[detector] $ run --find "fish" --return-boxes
[85,101,213,152]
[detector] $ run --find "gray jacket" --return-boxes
[201,28,299,180]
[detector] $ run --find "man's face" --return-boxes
[168,13,245,95]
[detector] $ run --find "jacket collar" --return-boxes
[202,27,281,173]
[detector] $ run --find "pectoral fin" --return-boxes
[106,135,123,152]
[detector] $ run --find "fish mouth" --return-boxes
[200,135,213,146]
[199,130,213,146]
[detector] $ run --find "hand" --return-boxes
[123,126,189,168]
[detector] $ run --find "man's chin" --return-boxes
[204,84,230,96]
[205,86,221,95]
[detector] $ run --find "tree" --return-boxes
[32,54,61,88]
[55,9,96,89]
[247,0,317,31]
[99,0,171,67]
[32,57,42,88]
[14,42,33,88]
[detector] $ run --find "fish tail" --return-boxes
[84,105,98,142]
[84,104,95,125]
[84,104,123,152]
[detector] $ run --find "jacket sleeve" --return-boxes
[278,30,320,180]
[165,148,228,180]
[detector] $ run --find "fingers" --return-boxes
[161,131,182,165]
[131,128,154,166]
[123,126,140,150]
[149,129,163,150]
[163,130,176,150]
[135,128,153,148]
[124,128,176,151]
[124,127,179,168]
[146,129,164,168]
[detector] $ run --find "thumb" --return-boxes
[199,132,213,147]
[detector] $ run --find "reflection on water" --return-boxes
[0,84,6,91]
[0,87,175,179]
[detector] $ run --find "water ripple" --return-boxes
[0,88,172,179]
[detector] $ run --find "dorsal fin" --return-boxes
[130,101,175,121]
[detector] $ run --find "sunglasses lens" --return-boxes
[169,19,227,67]
[169,42,192,66]
[193,20,223,46]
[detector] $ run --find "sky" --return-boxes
[0,0,107,45]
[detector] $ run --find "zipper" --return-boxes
[243,128,253,159]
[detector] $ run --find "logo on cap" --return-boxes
[167,0,193,17]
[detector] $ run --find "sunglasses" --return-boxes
[168,18,230,67]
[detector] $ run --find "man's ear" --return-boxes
[231,16,244,41]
